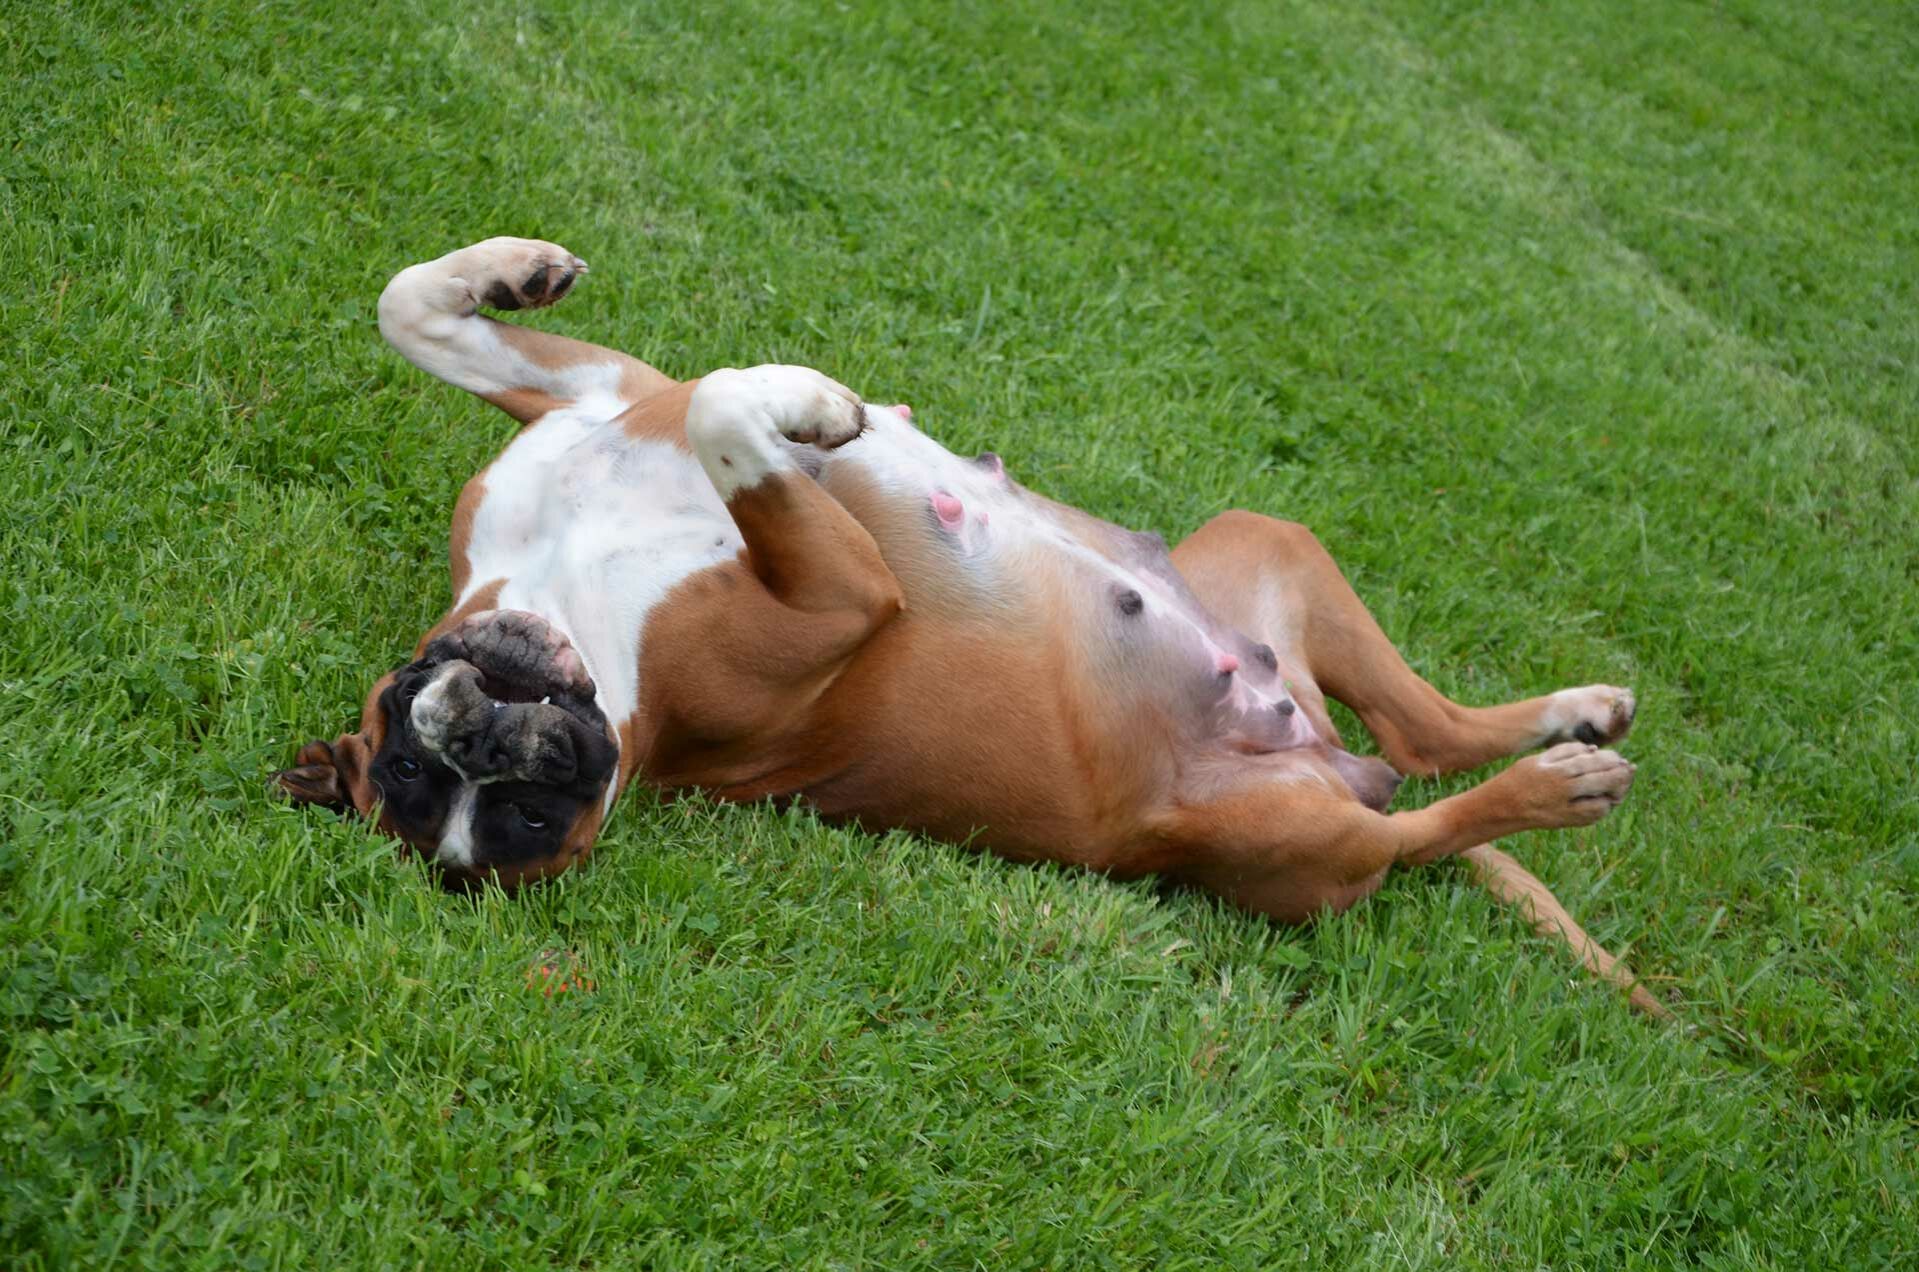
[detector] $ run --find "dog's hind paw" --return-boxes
[1505,741,1636,828]
[1544,684,1636,748]
[1538,742,1636,824]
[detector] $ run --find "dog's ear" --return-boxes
[273,738,353,813]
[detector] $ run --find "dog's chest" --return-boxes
[462,412,741,726]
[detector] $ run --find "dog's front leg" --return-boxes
[377,237,674,424]
[645,367,903,745]
[685,365,901,623]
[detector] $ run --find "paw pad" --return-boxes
[481,259,582,311]
[1555,685,1636,749]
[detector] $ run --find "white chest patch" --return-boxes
[460,415,743,800]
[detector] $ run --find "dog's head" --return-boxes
[275,609,619,888]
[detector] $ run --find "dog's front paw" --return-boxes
[700,364,867,448]
[1545,684,1636,748]
[457,237,587,312]
[756,364,865,449]
[687,364,871,498]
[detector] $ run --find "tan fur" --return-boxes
[447,474,487,595]
[477,326,673,425]
[615,379,700,443]
[1174,513,1584,775]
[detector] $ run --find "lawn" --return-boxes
[4,0,1916,1265]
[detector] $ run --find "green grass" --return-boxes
[4,0,1916,1264]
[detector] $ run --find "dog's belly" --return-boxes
[461,412,742,762]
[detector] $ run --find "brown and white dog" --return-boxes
[278,237,1662,1013]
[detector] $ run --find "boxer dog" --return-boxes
[277,237,1661,1014]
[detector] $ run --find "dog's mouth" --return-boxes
[476,667,565,706]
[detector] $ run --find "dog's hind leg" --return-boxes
[1171,511,1635,777]
[1156,754,1663,1016]
[377,237,675,424]
[1162,741,1635,921]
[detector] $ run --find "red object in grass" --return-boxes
[525,949,596,996]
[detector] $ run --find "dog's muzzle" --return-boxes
[406,610,615,787]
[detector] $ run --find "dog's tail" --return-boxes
[1458,843,1669,1019]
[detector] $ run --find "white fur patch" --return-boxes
[377,238,622,410]
[436,783,480,868]
[1538,684,1633,745]
[461,416,745,812]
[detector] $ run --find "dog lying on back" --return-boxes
[278,237,1660,1014]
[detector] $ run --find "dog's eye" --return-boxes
[515,804,547,831]
[392,757,422,782]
